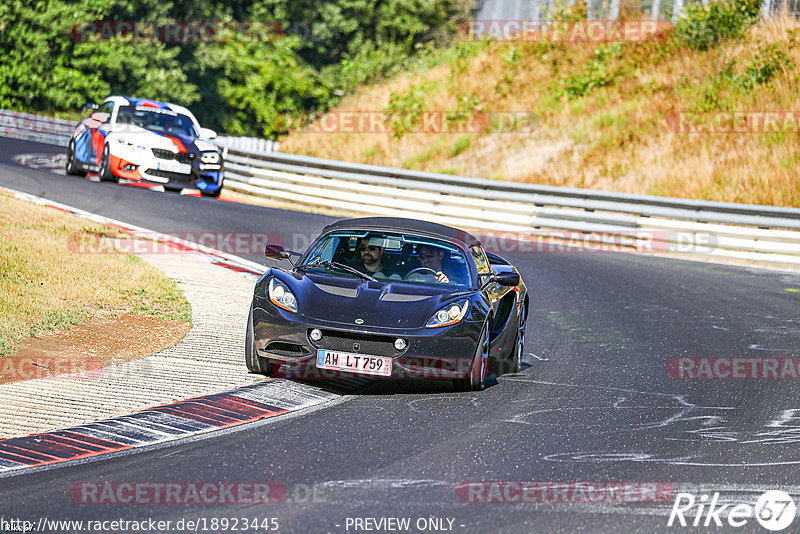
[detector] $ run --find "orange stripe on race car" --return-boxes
[109,155,142,180]
[91,131,104,164]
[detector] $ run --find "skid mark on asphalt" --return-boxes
[500,378,800,466]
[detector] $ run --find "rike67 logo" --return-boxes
[668,490,796,531]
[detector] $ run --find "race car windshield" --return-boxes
[116,106,199,138]
[300,232,472,287]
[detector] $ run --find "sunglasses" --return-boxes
[419,250,438,257]
[358,245,379,252]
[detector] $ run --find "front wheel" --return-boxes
[245,310,280,376]
[65,139,86,176]
[510,302,526,374]
[454,322,489,392]
[98,144,116,182]
[201,187,222,198]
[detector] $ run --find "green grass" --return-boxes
[450,134,472,156]
[0,193,192,357]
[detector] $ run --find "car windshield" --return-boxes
[299,231,472,288]
[115,105,199,137]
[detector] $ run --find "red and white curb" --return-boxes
[0,380,338,473]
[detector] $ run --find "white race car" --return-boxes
[66,96,225,197]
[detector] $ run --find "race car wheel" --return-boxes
[201,187,222,198]
[510,302,526,374]
[245,309,281,376]
[454,322,489,392]
[98,144,115,182]
[65,139,86,177]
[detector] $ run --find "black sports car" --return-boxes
[246,217,528,390]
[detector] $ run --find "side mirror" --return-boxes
[200,127,217,139]
[265,244,301,266]
[265,244,288,260]
[495,271,520,286]
[480,271,520,289]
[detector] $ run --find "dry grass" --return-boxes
[281,14,800,206]
[0,193,191,357]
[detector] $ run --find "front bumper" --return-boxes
[251,296,481,381]
[109,146,223,191]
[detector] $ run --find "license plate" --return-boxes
[316,350,392,377]
[155,160,190,174]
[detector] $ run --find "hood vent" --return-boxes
[380,293,429,302]
[315,283,358,298]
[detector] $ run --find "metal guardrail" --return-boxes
[0,110,73,146]
[221,147,800,266]
[3,108,800,266]
[215,136,279,153]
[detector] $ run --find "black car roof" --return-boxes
[322,217,481,247]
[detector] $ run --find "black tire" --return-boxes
[201,187,222,198]
[509,302,527,374]
[98,144,116,182]
[65,139,86,177]
[245,309,280,376]
[454,322,489,392]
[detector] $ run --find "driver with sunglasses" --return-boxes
[416,244,452,283]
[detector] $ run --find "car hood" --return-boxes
[294,274,472,329]
[110,125,218,153]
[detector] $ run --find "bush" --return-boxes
[673,0,761,51]
[734,43,794,91]
[385,83,430,139]
[562,44,623,99]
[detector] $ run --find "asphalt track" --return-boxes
[2,136,800,533]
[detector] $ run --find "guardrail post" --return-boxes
[672,0,684,22]
[652,0,662,19]
[610,0,621,19]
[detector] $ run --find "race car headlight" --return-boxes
[115,138,148,151]
[426,299,469,328]
[200,152,220,164]
[269,278,298,313]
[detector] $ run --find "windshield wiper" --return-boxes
[296,259,377,282]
